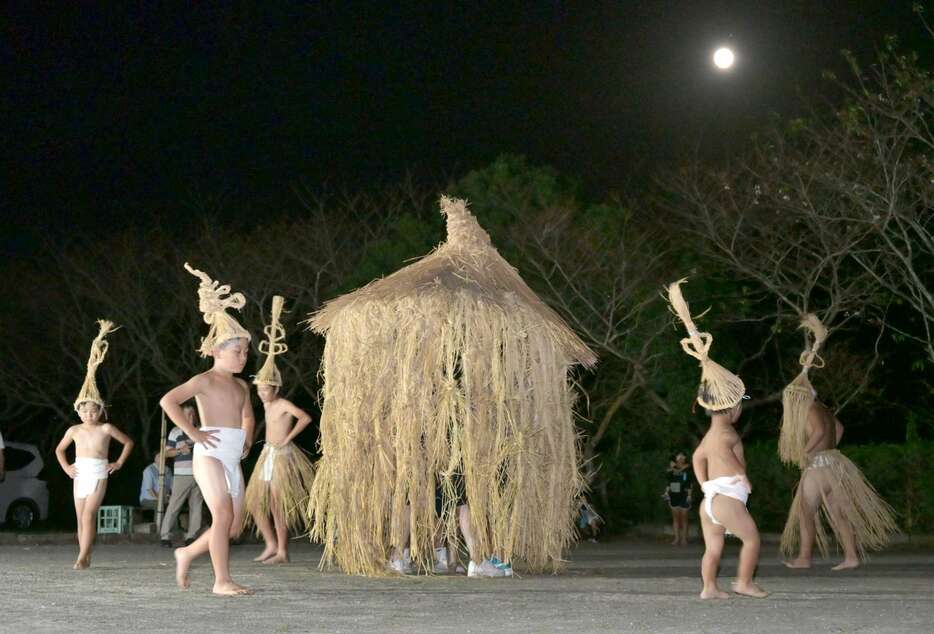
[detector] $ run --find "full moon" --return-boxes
[713,47,735,69]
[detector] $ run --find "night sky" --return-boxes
[3,1,929,256]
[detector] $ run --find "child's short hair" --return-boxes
[216,337,248,351]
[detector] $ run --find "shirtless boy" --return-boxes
[693,403,767,598]
[55,320,134,569]
[666,278,767,599]
[160,263,255,596]
[245,381,314,564]
[781,401,896,570]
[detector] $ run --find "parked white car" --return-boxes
[0,442,50,529]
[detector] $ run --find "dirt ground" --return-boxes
[1,538,932,633]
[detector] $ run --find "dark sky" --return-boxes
[3,1,929,255]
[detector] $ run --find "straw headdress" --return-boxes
[305,195,596,576]
[779,313,828,465]
[74,320,119,411]
[666,279,746,411]
[254,295,287,386]
[184,262,251,356]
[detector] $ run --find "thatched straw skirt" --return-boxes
[243,443,316,534]
[780,449,897,560]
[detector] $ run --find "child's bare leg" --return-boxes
[179,456,251,595]
[263,490,289,564]
[715,498,768,598]
[826,491,859,570]
[75,480,107,569]
[458,504,480,563]
[786,476,819,568]
[678,509,689,545]
[252,484,277,561]
[698,505,728,599]
[670,507,680,544]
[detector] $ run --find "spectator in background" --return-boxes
[160,403,205,547]
[140,451,172,510]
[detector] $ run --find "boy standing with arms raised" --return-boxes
[160,263,255,596]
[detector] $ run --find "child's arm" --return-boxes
[160,375,217,447]
[692,448,707,484]
[105,424,134,474]
[55,427,77,478]
[278,399,313,446]
[238,379,256,456]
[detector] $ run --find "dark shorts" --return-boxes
[668,495,690,510]
[435,474,467,515]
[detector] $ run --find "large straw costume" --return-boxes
[779,314,897,561]
[74,320,119,411]
[666,279,746,411]
[306,195,597,576]
[243,295,316,535]
[184,262,251,356]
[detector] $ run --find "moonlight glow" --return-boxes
[713,47,735,69]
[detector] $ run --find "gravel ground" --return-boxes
[1,538,932,633]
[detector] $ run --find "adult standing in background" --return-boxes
[160,403,205,547]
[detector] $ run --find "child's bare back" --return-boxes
[694,424,749,485]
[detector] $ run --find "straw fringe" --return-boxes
[665,279,745,411]
[780,450,898,560]
[74,320,120,411]
[305,196,593,576]
[243,443,316,535]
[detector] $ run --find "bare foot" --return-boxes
[783,558,812,569]
[832,559,860,571]
[261,553,289,565]
[670,539,679,545]
[213,580,253,596]
[700,587,729,599]
[73,557,90,570]
[731,581,769,598]
[253,546,277,562]
[174,548,192,590]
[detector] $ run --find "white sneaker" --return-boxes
[489,556,513,577]
[467,559,506,578]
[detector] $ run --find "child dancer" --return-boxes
[667,280,767,599]
[55,320,134,569]
[779,314,896,570]
[243,295,315,564]
[160,263,255,596]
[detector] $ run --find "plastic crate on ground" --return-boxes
[97,505,133,534]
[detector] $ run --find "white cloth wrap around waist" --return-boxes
[74,457,108,499]
[808,451,836,469]
[261,443,292,482]
[194,426,246,498]
[701,476,751,529]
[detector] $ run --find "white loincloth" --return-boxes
[74,457,108,499]
[194,426,246,498]
[701,476,751,530]
[261,444,292,482]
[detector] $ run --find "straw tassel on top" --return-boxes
[779,313,828,466]
[184,262,251,356]
[254,295,287,387]
[666,279,746,411]
[74,320,120,411]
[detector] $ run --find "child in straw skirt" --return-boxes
[781,402,897,570]
[243,295,315,564]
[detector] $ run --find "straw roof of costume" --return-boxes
[779,313,828,465]
[666,279,746,411]
[184,262,251,357]
[254,295,287,387]
[73,320,119,411]
[306,195,596,576]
